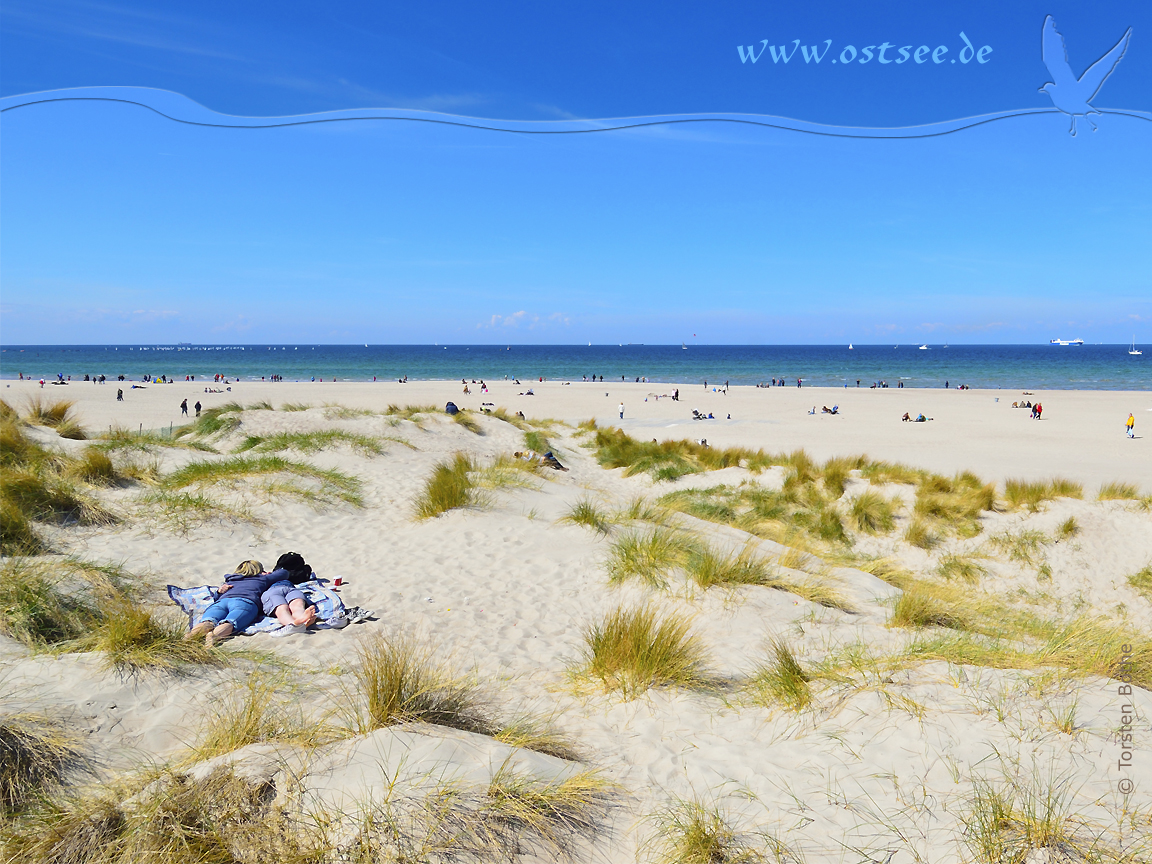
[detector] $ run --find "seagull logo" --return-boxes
[1040,15,1132,135]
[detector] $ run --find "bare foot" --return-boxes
[292,606,317,627]
[206,621,234,647]
[183,621,213,642]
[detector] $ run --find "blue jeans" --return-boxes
[199,596,260,631]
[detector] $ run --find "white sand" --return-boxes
[3,379,1152,861]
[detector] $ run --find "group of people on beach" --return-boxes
[184,554,316,647]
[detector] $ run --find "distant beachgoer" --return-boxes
[117,389,123,401]
[945,381,949,389]
[180,399,188,416]
[195,401,202,416]
[1127,413,1136,438]
[619,402,624,419]
[915,414,926,422]
[39,379,45,389]
[902,412,911,421]
[1035,403,1043,420]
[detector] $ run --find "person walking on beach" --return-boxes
[1126,413,1135,438]
[1035,403,1043,420]
[180,399,188,416]
[116,389,123,402]
[619,402,625,420]
[195,401,202,417]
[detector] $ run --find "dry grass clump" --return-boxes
[352,632,493,735]
[451,410,483,435]
[22,397,87,440]
[1004,477,1083,511]
[75,600,222,672]
[560,497,612,534]
[1055,516,1080,541]
[685,543,772,590]
[415,453,478,519]
[912,471,996,537]
[492,716,580,762]
[890,587,971,630]
[589,425,753,482]
[414,453,540,520]
[0,557,109,647]
[1,418,118,553]
[0,712,87,817]
[486,765,615,857]
[847,489,898,534]
[1098,480,1141,501]
[577,605,713,698]
[747,640,812,711]
[903,518,940,550]
[606,527,699,588]
[279,402,312,412]
[962,762,1137,864]
[522,429,552,454]
[1,766,316,864]
[351,633,575,760]
[193,673,330,760]
[650,797,764,863]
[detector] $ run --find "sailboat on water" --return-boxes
[682,342,687,350]
[1131,336,1143,356]
[848,343,853,350]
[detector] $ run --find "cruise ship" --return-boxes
[1050,338,1084,346]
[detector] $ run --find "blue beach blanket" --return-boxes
[167,578,352,637]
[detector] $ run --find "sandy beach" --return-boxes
[3,378,1151,862]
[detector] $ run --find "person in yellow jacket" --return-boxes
[1127,413,1136,438]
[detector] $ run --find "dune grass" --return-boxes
[74,600,222,672]
[1,418,120,553]
[161,455,363,507]
[560,497,612,534]
[193,672,331,760]
[279,402,312,412]
[415,453,478,518]
[962,761,1133,864]
[606,527,700,588]
[650,797,762,864]
[234,429,405,457]
[0,557,113,647]
[0,712,87,817]
[491,716,580,762]
[22,397,86,440]
[1003,477,1083,511]
[352,631,493,734]
[1127,564,1152,598]
[95,426,218,453]
[847,489,898,534]
[577,605,713,698]
[172,402,245,439]
[452,409,483,434]
[522,429,553,454]
[684,543,772,590]
[0,765,315,864]
[988,529,1049,565]
[414,453,539,519]
[747,640,812,711]
[137,490,257,533]
[903,518,940,550]
[936,553,987,584]
[486,765,614,855]
[1098,480,1141,501]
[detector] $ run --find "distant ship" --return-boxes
[919,344,929,350]
[1050,338,1084,345]
[848,343,853,350]
[1131,336,1142,356]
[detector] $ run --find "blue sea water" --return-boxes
[0,344,1148,391]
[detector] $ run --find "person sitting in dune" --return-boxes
[184,559,288,647]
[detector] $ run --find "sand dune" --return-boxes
[2,383,1151,862]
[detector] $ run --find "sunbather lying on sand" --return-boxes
[184,559,306,647]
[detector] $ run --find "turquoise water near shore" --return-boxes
[1,344,1148,391]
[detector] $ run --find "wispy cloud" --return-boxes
[479,310,571,330]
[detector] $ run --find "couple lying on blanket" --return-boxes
[183,552,318,647]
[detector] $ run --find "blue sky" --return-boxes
[1,0,1149,344]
